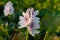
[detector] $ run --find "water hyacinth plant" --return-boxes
[4,1,14,16]
[18,8,40,40]
[0,0,60,40]
[18,8,40,36]
[3,1,40,40]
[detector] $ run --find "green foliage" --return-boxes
[0,27,9,40]
[0,0,60,40]
[0,36,4,40]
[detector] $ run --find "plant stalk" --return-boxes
[26,30,29,40]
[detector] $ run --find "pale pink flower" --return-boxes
[18,8,40,36]
[4,1,14,16]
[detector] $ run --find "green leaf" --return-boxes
[0,27,9,40]
[8,22,16,31]
[41,13,60,34]
[0,36,4,40]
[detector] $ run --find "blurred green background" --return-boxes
[0,0,60,15]
[0,0,60,40]
[0,0,60,19]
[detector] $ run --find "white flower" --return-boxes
[18,8,40,36]
[4,1,14,16]
[5,22,8,29]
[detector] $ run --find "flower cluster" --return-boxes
[4,1,40,37]
[18,8,40,36]
[4,1,14,16]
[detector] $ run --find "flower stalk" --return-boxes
[26,30,29,40]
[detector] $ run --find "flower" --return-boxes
[5,22,8,29]
[4,1,14,16]
[18,8,40,36]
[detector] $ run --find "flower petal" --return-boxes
[19,16,23,20]
[22,12,29,19]
[19,16,29,27]
[26,8,30,13]
[18,26,25,29]
[32,30,40,34]
[30,8,34,15]
[22,12,26,17]
[29,30,40,36]
[34,23,40,29]
[29,30,35,36]
[34,10,39,16]
[33,17,40,23]
[18,21,26,29]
